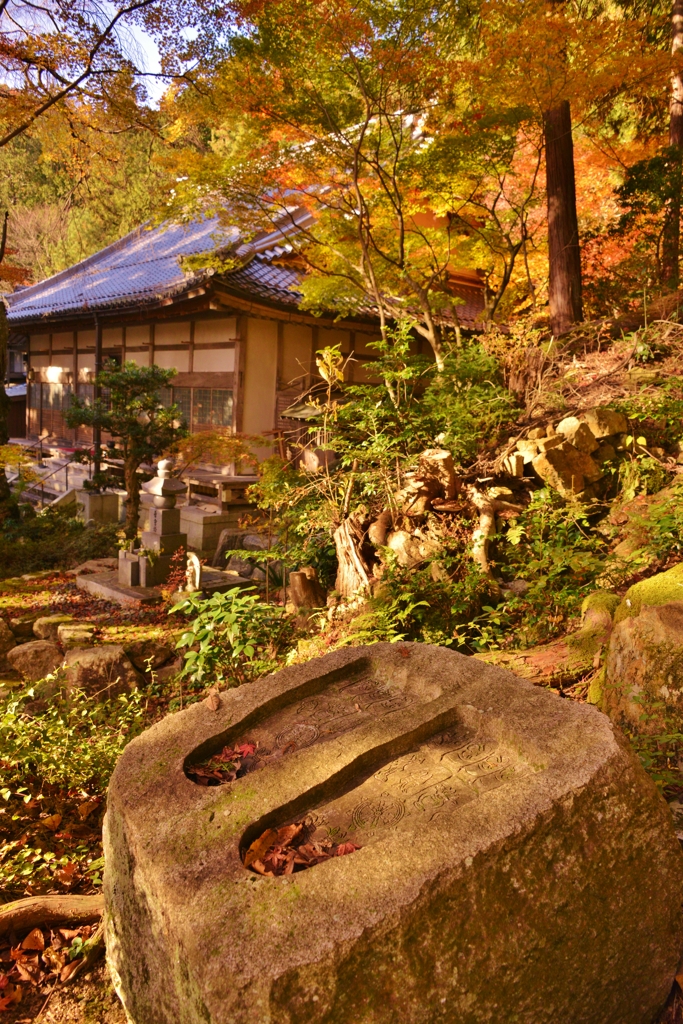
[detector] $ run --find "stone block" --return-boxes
[140,532,187,556]
[76,490,119,524]
[148,507,181,535]
[180,508,233,555]
[58,623,95,648]
[139,554,175,588]
[118,551,140,588]
[33,614,74,641]
[104,644,683,1024]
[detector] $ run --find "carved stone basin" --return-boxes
[104,644,683,1024]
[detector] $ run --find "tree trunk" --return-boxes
[288,567,326,609]
[545,100,583,337]
[662,0,683,290]
[0,302,12,505]
[124,457,141,540]
[334,514,370,597]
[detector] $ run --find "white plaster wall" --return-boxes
[124,325,150,365]
[282,323,311,387]
[318,327,350,354]
[155,322,190,346]
[31,333,50,353]
[243,318,277,440]
[153,348,190,372]
[31,354,49,368]
[103,327,123,347]
[52,331,74,350]
[194,318,237,344]
[193,348,235,372]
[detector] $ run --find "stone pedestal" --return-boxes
[76,490,119,524]
[119,460,187,589]
[180,507,233,558]
[104,644,683,1024]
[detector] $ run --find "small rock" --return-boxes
[33,615,74,641]
[536,435,565,453]
[580,407,627,439]
[9,614,39,639]
[532,444,603,497]
[515,440,539,464]
[58,623,95,648]
[555,417,599,454]
[154,658,183,684]
[527,427,546,440]
[503,452,524,477]
[63,646,140,699]
[125,638,174,672]
[7,640,63,683]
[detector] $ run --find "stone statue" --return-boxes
[186,552,202,592]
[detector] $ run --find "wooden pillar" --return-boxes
[188,320,195,373]
[149,322,155,367]
[233,316,247,433]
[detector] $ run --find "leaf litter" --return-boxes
[243,820,359,876]
[0,922,98,1012]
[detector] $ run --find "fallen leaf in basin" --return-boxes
[21,929,44,951]
[244,828,278,868]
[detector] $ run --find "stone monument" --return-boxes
[118,460,187,589]
[104,644,683,1024]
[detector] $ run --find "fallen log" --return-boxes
[475,592,619,687]
[0,893,103,936]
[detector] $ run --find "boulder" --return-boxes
[63,646,140,699]
[580,407,628,439]
[124,638,174,673]
[33,614,74,641]
[105,644,683,1024]
[614,562,683,623]
[0,619,16,666]
[556,416,599,454]
[532,442,603,497]
[225,555,255,577]
[602,601,683,736]
[242,534,272,551]
[7,640,63,683]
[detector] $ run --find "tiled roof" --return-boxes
[7,218,235,326]
[6,213,484,330]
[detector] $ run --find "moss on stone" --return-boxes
[614,563,683,623]
[587,666,605,706]
[581,591,620,620]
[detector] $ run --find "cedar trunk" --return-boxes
[545,100,583,337]
[662,0,683,290]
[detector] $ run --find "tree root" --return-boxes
[0,893,103,936]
